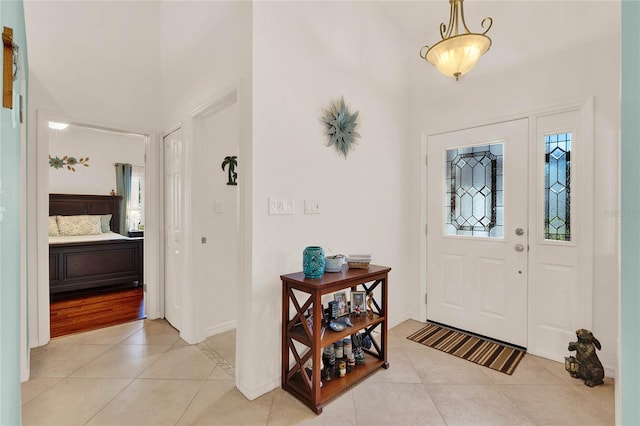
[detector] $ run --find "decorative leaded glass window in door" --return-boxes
[445,143,503,238]
[544,132,571,241]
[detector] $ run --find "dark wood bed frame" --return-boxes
[49,193,143,301]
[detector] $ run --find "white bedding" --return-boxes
[49,231,133,244]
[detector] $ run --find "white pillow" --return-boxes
[57,215,102,236]
[98,214,112,233]
[48,216,59,236]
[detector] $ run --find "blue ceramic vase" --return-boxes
[303,246,325,278]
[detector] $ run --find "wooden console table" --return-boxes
[281,264,391,414]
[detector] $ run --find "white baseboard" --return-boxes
[204,320,237,338]
[21,368,30,382]
[146,310,162,320]
[407,311,425,323]
[388,313,414,330]
[30,335,49,349]
[528,349,617,378]
[236,375,280,401]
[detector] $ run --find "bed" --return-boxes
[49,193,143,301]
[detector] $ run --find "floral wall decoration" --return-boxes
[322,96,361,158]
[49,155,90,172]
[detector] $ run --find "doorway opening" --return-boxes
[34,113,153,343]
[161,88,241,345]
[48,122,147,337]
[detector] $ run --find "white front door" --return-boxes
[427,119,529,347]
[163,128,184,330]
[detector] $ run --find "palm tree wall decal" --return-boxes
[221,155,238,186]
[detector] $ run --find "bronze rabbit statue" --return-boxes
[566,329,604,387]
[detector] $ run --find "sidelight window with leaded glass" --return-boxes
[445,143,503,238]
[544,132,571,241]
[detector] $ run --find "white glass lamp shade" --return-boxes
[426,33,491,80]
[48,121,69,130]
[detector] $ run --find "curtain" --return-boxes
[115,163,132,235]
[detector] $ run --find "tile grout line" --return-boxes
[81,321,170,425]
[401,344,449,426]
[172,378,213,426]
[81,377,136,426]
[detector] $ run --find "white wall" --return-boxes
[405,1,620,372]
[158,1,252,342]
[48,125,145,195]
[246,1,414,398]
[159,1,251,126]
[25,1,161,131]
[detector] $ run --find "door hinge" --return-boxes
[425,293,428,304]
[425,224,428,235]
[143,284,147,292]
[425,155,428,166]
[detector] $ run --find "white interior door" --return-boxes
[427,119,529,347]
[163,128,184,330]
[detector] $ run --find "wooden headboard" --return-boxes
[49,194,123,234]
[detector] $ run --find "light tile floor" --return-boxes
[22,319,614,425]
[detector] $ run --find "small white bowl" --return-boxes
[325,256,344,272]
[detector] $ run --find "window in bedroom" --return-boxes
[129,166,145,232]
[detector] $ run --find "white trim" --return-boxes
[388,313,418,331]
[20,67,29,381]
[237,375,281,402]
[204,320,237,337]
[157,124,182,323]
[189,88,238,119]
[143,130,161,320]
[234,80,252,397]
[419,132,428,322]
[423,98,596,139]
[35,110,52,346]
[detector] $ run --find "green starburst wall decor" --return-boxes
[322,96,361,158]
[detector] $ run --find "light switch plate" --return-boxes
[304,199,320,214]
[269,197,294,215]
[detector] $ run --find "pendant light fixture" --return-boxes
[419,0,493,81]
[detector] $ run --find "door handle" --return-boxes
[515,228,525,236]
[514,244,525,252]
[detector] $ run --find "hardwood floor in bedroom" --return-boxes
[50,287,145,338]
